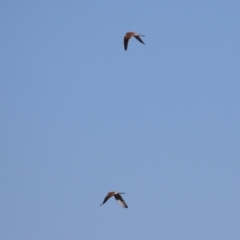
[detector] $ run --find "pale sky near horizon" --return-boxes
[1,1,240,239]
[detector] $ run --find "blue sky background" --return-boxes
[1,1,240,239]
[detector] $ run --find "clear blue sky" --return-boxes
[1,1,240,239]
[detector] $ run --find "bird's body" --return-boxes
[100,192,128,208]
[124,32,145,50]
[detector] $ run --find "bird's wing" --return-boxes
[114,194,128,208]
[124,36,130,50]
[100,195,111,206]
[134,35,145,45]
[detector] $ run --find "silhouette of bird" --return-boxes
[124,32,145,50]
[100,192,128,208]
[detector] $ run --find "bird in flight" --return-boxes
[100,192,128,208]
[124,32,145,50]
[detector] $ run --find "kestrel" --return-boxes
[124,32,145,50]
[100,192,128,208]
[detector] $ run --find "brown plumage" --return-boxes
[100,192,128,208]
[124,32,145,50]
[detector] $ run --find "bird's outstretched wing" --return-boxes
[124,37,130,50]
[100,195,111,206]
[134,35,145,45]
[114,194,128,208]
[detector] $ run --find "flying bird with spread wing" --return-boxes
[100,192,128,208]
[124,32,145,50]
